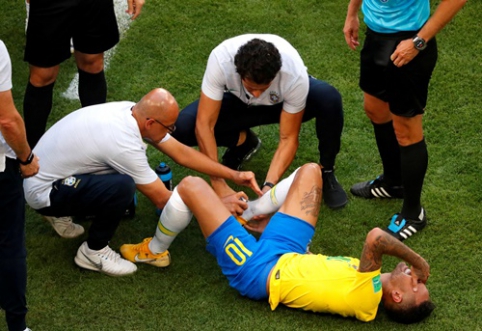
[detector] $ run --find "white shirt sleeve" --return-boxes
[0,41,12,93]
[281,73,309,114]
[201,50,226,101]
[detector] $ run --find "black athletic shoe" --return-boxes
[322,170,348,209]
[385,208,427,241]
[350,175,404,199]
[222,130,261,170]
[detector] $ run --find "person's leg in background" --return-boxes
[0,159,28,331]
[302,77,347,209]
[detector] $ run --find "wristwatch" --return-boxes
[262,181,275,189]
[17,151,34,165]
[412,35,427,51]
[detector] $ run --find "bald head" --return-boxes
[135,88,179,123]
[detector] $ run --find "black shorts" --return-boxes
[359,28,438,117]
[24,0,119,68]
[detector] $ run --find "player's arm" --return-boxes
[263,109,302,192]
[359,228,430,285]
[0,89,39,177]
[343,0,363,50]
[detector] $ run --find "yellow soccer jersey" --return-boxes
[269,253,382,322]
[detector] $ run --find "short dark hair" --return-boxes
[384,300,436,324]
[234,38,282,85]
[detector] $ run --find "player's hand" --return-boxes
[343,15,360,50]
[410,258,430,291]
[390,39,419,67]
[232,171,263,196]
[19,155,39,178]
[126,0,145,20]
[243,215,271,234]
[220,191,249,216]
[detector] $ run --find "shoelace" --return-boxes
[97,247,120,262]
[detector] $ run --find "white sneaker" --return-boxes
[44,216,84,238]
[74,242,137,276]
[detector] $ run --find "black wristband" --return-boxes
[17,151,34,165]
[262,181,275,189]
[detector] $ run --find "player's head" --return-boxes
[234,38,282,85]
[381,262,435,324]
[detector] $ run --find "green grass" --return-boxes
[2,0,482,330]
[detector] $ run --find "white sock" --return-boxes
[241,167,300,221]
[149,187,193,254]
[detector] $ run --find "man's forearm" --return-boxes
[347,0,362,17]
[359,228,428,272]
[265,139,297,185]
[0,112,31,161]
[418,0,467,42]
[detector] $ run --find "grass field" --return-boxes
[1,1,481,330]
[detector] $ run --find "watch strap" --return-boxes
[17,151,34,165]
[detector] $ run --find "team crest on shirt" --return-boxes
[269,91,280,104]
[62,176,80,188]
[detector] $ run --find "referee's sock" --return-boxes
[373,121,402,186]
[78,68,107,107]
[400,138,428,219]
[23,81,54,148]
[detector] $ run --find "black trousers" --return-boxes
[172,77,344,170]
[37,173,136,250]
[0,158,27,331]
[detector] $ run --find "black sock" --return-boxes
[23,81,55,148]
[78,69,107,107]
[400,138,428,219]
[373,121,402,185]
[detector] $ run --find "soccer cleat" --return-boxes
[222,129,261,170]
[385,208,427,241]
[74,242,137,276]
[44,216,85,238]
[322,170,348,209]
[120,238,171,268]
[350,175,404,199]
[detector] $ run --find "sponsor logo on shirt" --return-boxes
[372,275,382,293]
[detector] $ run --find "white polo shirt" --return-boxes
[201,34,309,114]
[0,40,15,172]
[24,102,168,209]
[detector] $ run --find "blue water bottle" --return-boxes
[155,162,172,216]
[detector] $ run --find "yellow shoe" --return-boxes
[120,238,170,268]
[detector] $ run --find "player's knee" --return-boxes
[177,176,207,196]
[299,163,321,179]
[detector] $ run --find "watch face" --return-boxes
[414,37,426,50]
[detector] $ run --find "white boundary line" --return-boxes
[62,0,132,100]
